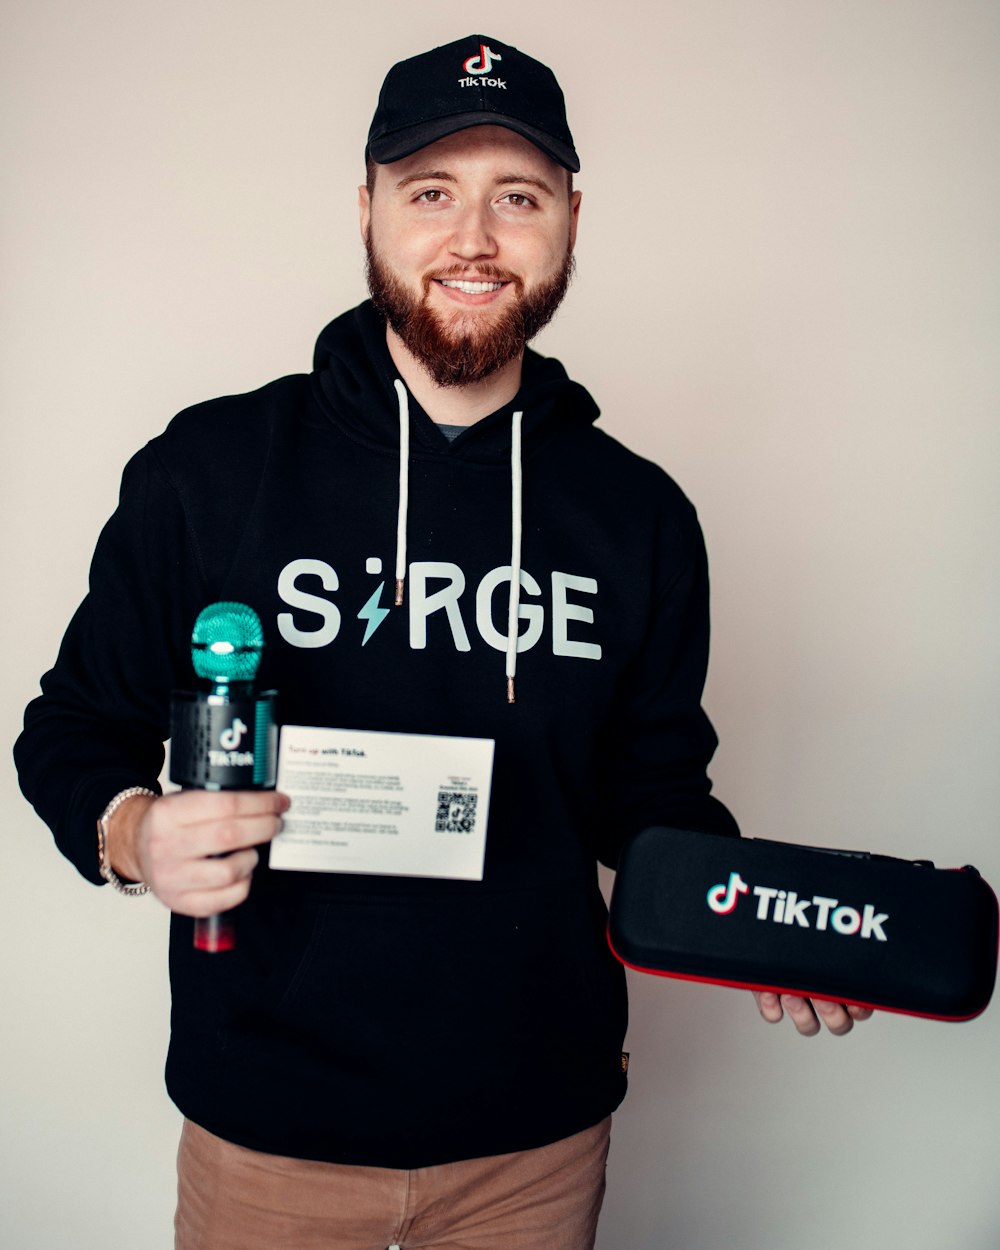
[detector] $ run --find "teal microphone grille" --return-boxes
[190,602,264,683]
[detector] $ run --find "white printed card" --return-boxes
[269,725,494,880]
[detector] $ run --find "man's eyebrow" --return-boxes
[495,174,556,197]
[394,170,456,189]
[393,170,556,197]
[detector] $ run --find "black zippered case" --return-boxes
[607,827,998,1021]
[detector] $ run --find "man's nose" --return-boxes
[448,203,498,260]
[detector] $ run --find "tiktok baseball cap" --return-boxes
[367,34,580,172]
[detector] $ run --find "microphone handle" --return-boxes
[169,688,278,953]
[195,911,237,953]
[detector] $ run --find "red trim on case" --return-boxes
[606,925,992,1023]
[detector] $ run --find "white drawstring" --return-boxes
[506,411,523,704]
[391,382,523,703]
[393,380,409,606]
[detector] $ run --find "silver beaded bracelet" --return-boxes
[96,786,157,896]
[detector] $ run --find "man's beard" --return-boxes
[365,232,575,388]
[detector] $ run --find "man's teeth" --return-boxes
[439,279,504,294]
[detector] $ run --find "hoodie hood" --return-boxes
[311,301,600,464]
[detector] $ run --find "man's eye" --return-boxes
[416,189,448,203]
[500,192,534,207]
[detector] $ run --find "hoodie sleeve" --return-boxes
[595,498,739,868]
[14,446,208,884]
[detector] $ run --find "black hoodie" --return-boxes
[16,301,737,1167]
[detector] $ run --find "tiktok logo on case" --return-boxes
[706,869,890,941]
[707,872,749,915]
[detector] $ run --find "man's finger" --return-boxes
[176,847,261,891]
[171,878,258,918]
[813,997,854,1036]
[779,995,821,1036]
[148,803,287,859]
[754,990,785,1023]
[192,811,286,856]
[161,789,290,826]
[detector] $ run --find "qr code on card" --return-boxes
[435,790,478,833]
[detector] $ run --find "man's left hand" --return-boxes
[753,991,873,1037]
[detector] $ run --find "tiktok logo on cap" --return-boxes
[707,872,749,915]
[458,43,506,89]
[463,43,501,74]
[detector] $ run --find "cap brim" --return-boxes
[368,112,580,173]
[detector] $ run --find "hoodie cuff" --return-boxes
[61,771,163,886]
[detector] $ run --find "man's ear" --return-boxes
[568,189,582,252]
[358,185,371,244]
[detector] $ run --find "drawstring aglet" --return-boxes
[506,677,516,705]
[394,579,405,607]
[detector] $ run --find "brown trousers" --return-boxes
[175,1116,611,1250]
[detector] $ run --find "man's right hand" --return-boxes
[106,789,290,916]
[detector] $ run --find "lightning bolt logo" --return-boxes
[357,582,390,645]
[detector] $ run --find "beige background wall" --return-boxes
[3,2,999,1247]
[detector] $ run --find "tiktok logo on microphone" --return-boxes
[706,870,890,941]
[209,717,253,768]
[220,717,248,751]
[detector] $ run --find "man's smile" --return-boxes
[436,278,507,294]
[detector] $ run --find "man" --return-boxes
[15,34,868,1250]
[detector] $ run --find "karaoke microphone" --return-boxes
[170,602,277,952]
